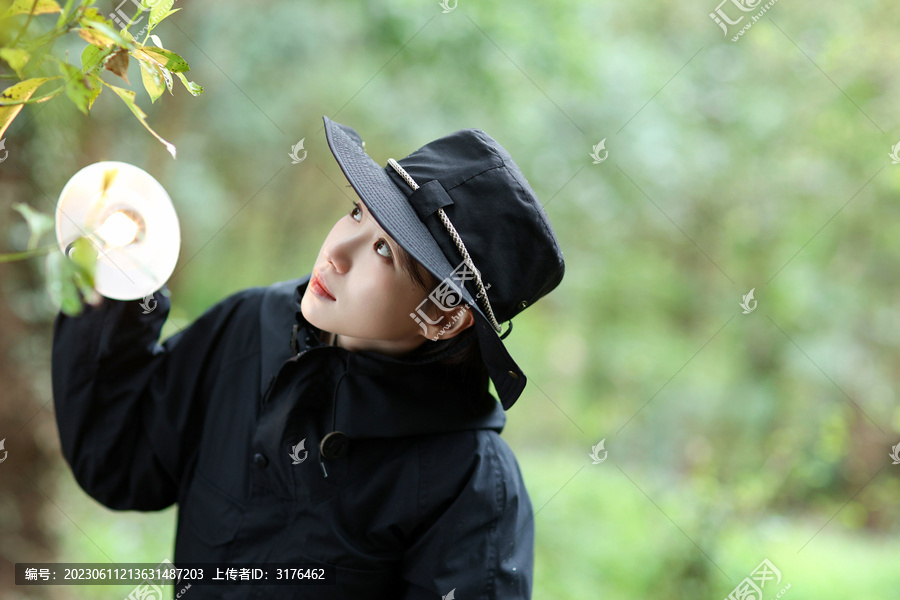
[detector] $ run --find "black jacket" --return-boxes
[51,275,534,599]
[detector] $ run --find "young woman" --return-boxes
[52,116,565,599]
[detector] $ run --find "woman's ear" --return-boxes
[419,304,475,341]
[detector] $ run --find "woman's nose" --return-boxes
[323,232,360,274]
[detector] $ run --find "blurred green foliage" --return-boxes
[1,0,899,598]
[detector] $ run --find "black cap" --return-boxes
[323,116,564,410]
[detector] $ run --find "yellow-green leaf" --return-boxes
[0,77,54,138]
[146,0,174,27]
[138,46,188,72]
[79,18,131,48]
[103,81,176,158]
[45,237,101,315]
[79,7,105,23]
[77,26,115,48]
[175,72,202,96]
[0,48,30,79]
[149,6,180,29]
[81,44,109,73]
[3,0,61,17]
[68,236,97,281]
[139,58,164,103]
[45,250,82,316]
[59,62,92,115]
[86,74,102,109]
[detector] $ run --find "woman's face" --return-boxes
[301,199,471,356]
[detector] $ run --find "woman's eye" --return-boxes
[349,203,391,260]
[375,240,392,259]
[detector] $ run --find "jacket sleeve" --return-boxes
[399,432,535,599]
[51,285,258,511]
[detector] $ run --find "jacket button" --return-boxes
[319,432,349,459]
[253,453,269,469]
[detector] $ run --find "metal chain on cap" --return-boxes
[387,158,504,334]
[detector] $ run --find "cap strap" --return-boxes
[387,158,504,334]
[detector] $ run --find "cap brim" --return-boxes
[323,116,527,410]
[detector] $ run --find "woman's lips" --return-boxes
[310,270,336,301]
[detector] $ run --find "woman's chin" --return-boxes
[299,295,324,327]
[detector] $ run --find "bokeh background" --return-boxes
[2,0,900,598]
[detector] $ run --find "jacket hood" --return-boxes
[258,276,507,445]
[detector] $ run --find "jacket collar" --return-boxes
[258,276,506,439]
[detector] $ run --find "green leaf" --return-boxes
[144,35,173,93]
[3,0,62,17]
[103,80,177,158]
[78,18,131,48]
[58,62,92,115]
[12,203,54,250]
[175,72,202,96]
[76,10,126,48]
[145,0,174,28]
[78,6,105,23]
[148,6,180,31]
[45,237,101,316]
[45,249,82,316]
[69,237,100,307]
[139,58,165,103]
[80,43,108,74]
[86,73,102,109]
[77,27,115,48]
[75,7,115,44]
[68,236,97,281]
[138,46,188,72]
[0,77,55,138]
[0,48,30,79]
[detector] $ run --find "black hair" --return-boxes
[396,244,493,412]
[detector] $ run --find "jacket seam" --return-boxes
[484,434,502,599]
